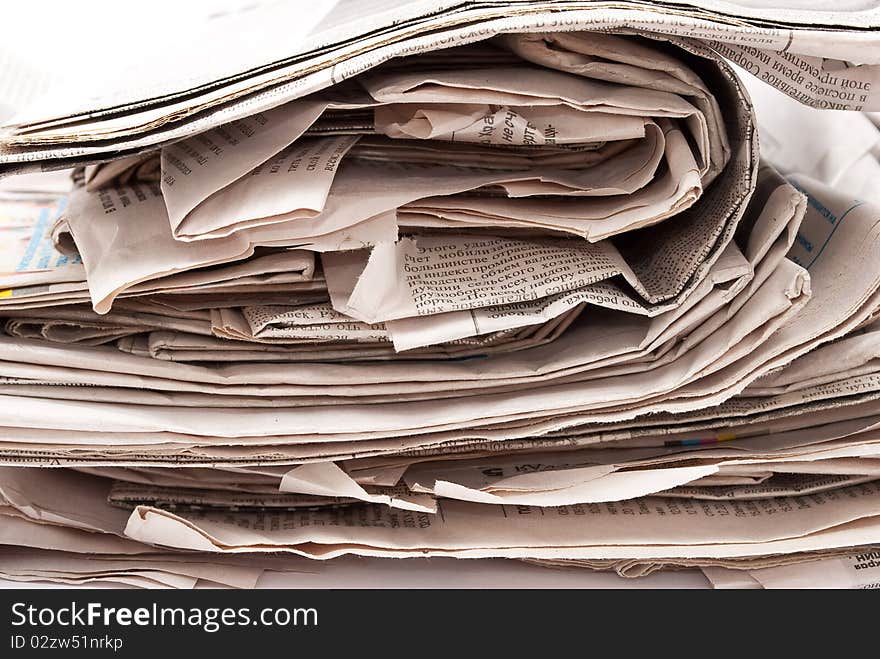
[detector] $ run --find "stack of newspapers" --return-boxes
[1,1,880,589]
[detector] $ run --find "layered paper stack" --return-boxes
[1,1,879,589]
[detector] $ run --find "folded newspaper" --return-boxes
[0,0,879,589]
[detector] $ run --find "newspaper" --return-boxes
[2,1,879,177]
[62,183,325,313]
[53,39,750,322]
[0,210,812,448]
[122,479,880,560]
[744,73,880,207]
[0,2,879,588]
[4,466,880,568]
